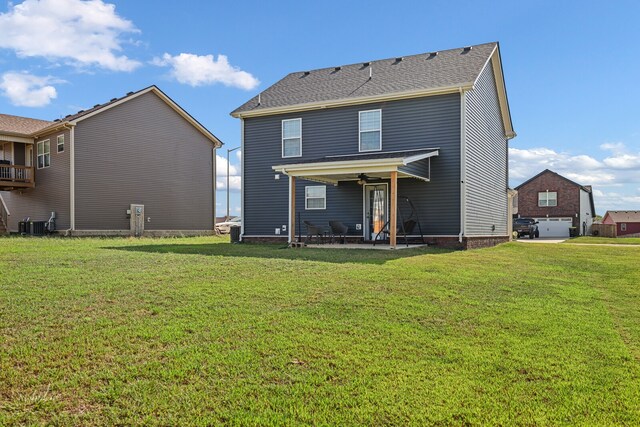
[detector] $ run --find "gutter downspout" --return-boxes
[68,124,76,233]
[239,118,244,241]
[212,147,216,231]
[459,87,467,243]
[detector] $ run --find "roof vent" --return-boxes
[257,93,261,105]
[93,104,100,108]
[303,71,310,76]
[363,61,370,67]
[427,52,438,59]
[334,66,341,71]
[463,46,473,53]
[53,118,60,122]
[110,98,117,102]
[126,91,134,96]
[77,110,84,114]
[395,57,403,62]
[65,114,72,118]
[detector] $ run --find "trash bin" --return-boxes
[230,225,241,243]
[569,227,578,238]
[18,221,28,235]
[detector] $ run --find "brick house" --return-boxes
[602,211,640,236]
[514,169,596,237]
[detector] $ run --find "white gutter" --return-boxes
[239,118,244,241]
[232,84,473,118]
[459,88,467,243]
[69,124,75,231]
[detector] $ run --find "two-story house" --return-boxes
[231,42,515,249]
[0,85,222,236]
[514,169,596,237]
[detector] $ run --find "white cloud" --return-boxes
[0,0,140,71]
[216,176,241,192]
[603,153,640,170]
[153,53,259,90]
[510,143,640,213]
[216,154,239,176]
[0,72,58,107]
[509,147,610,184]
[215,154,241,192]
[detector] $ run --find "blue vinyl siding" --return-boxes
[243,93,461,237]
[464,61,509,236]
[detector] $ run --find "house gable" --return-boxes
[232,42,514,140]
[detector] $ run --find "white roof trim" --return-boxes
[472,45,516,139]
[403,150,439,164]
[272,150,438,179]
[0,134,34,144]
[35,87,222,147]
[232,84,474,118]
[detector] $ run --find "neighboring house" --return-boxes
[0,86,222,236]
[602,211,640,236]
[231,42,516,249]
[514,169,596,237]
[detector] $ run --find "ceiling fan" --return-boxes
[357,173,384,185]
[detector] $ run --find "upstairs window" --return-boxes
[282,118,302,158]
[37,140,50,169]
[305,186,326,210]
[359,109,381,152]
[57,134,64,153]
[621,223,627,232]
[538,191,557,207]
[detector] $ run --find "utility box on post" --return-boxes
[130,204,144,237]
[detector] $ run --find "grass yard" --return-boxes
[1,237,639,426]
[568,236,640,245]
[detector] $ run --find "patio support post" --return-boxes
[390,171,397,248]
[289,175,296,244]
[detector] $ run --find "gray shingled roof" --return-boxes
[0,114,53,136]
[232,42,497,115]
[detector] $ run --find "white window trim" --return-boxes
[305,185,326,210]
[57,134,64,153]
[37,139,50,169]
[538,191,557,207]
[359,109,382,152]
[282,118,302,158]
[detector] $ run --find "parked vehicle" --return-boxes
[513,218,540,239]
[215,217,241,234]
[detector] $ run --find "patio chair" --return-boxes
[329,220,348,244]
[304,220,324,244]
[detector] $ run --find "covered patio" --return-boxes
[272,148,438,249]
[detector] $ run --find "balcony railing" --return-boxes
[0,164,35,189]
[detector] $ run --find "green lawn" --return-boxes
[568,236,640,245]
[1,237,639,426]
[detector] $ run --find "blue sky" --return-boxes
[1,0,639,216]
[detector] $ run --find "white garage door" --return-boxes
[535,218,572,238]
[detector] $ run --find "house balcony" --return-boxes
[0,163,35,191]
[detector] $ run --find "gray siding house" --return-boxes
[0,86,222,235]
[232,42,515,249]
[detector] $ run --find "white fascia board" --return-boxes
[233,84,474,118]
[62,87,222,148]
[0,134,34,144]
[280,165,400,178]
[472,45,516,140]
[273,157,405,172]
